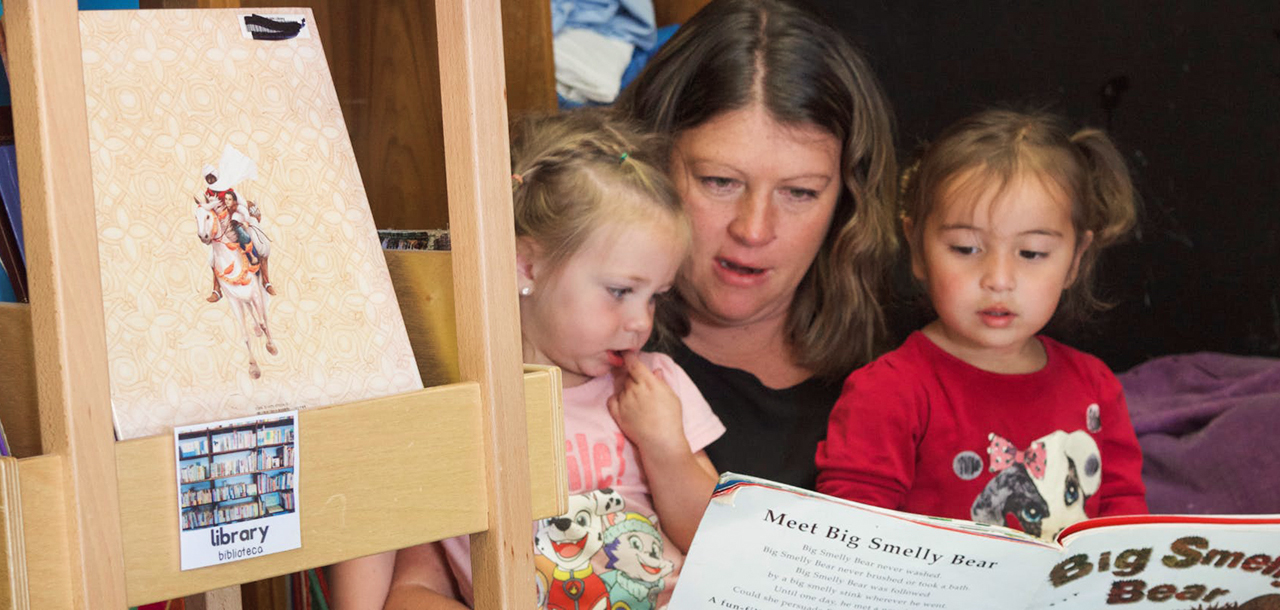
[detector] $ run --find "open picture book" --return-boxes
[78,9,423,440]
[669,473,1280,609]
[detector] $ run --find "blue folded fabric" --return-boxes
[558,23,679,110]
[552,0,658,51]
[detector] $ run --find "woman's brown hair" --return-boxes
[616,0,899,379]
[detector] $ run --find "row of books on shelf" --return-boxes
[180,455,295,485]
[180,471,294,509]
[182,491,296,527]
[211,429,257,453]
[264,493,294,516]
[180,485,294,526]
[259,470,294,493]
[181,481,255,508]
[259,447,295,471]
[178,425,296,459]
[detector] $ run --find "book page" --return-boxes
[1033,521,1280,608]
[670,477,1058,610]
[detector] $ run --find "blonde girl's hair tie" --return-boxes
[618,152,629,163]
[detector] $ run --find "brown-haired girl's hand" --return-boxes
[607,351,692,458]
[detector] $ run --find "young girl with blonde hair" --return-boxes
[817,108,1147,541]
[333,109,723,609]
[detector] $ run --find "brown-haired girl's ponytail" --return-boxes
[1069,128,1138,248]
[1050,126,1142,325]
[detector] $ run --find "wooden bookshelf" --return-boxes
[0,256,567,607]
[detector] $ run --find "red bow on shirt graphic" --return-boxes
[986,434,1047,479]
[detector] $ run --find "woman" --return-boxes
[614,0,899,490]
[334,0,900,606]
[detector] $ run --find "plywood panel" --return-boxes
[654,0,711,26]
[523,364,567,519]
[500,0,556,116]
[0,305,39,459]
[245,0,449,231]
[384,250,460,386]
[240,0,557,231]
[16,456,72,610]
[0,458,28,610]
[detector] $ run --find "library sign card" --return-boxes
[175,412,301,570]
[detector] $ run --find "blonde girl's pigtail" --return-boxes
[1069,128,1139,249]
[507,109,682,275]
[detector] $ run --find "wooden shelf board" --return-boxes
[0,310,566,606]
[16,456,72,610]
[115,384,484,605]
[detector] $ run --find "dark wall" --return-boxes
[811,1,1280,372]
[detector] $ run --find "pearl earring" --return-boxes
[519,286,532,297]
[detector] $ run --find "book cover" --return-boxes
[0,259,15,303]
[79,10,423,440]
[0,143,24,302]
[670,473,1280,609]
[0,144,23,265]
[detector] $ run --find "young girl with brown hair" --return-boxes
[817,108,1148,541]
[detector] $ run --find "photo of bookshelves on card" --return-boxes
[177,414,296,531]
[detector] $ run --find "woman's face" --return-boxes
[671,104,842,329]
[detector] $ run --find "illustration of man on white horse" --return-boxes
[201,145,276,301]
[194,144,278,379]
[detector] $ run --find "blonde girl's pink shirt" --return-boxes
[440,351,725,608]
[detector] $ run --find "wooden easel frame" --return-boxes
[0,1,563,608]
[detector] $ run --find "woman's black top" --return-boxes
[664,341,848,490]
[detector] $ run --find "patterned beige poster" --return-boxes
[80,9,423,440]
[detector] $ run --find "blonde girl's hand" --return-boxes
[607,352,692,457]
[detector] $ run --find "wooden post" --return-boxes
[184,586,241,610]
[434,0,536,607]
[4,0,127,608]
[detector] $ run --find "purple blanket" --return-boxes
[1119,352,1280,515]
